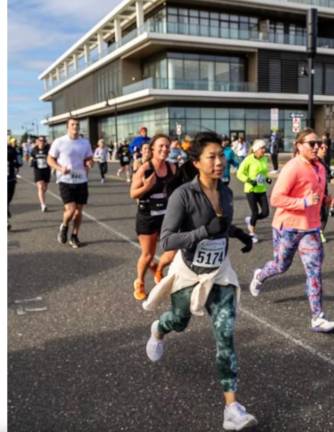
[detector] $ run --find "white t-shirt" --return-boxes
[94,147,109,163]
[49,134,93,184]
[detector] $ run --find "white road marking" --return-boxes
[20,176,334,367]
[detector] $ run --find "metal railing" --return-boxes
[288,0,334,7]
[122,77,257,95]
[44,18,334,91]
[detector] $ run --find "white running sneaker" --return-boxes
[41,204,47,212]
[311,313,334,333]
[245,216,251,231]
[251,234,258,244]
[146,320,164,362]
[223,402,258,431]
[249,269,262,297]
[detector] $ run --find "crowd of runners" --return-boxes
[7,120,334,431]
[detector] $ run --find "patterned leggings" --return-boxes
[158,284,237,392]
[258,228,324,317]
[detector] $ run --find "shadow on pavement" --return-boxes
[8,325,334,432]
[8,252,125,306]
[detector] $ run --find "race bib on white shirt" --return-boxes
[61,169,87,184]
[192,238,227,268]
[37,158,48,169]
[122,156,129,162]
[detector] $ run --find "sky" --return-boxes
[8,0,123,136]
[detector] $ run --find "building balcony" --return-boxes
[43,20,334,92]
[288,0,334,7]
[122,77,257,95]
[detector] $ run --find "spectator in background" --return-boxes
[116,141,132,183]
[108,140,114,162]
[269,130,281,173]
[235,136,248,163]
[222,137,239,185]
[167,138,187,166]
[23,137,33,162]
[129,127,150,158]
[94,139,109,184]
[322,132,332,167]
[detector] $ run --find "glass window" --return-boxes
[216,108,229,119]
[215,62,229,82]
[184,60,199,82]
[245,109,257,119]
[201,118,215,132]
[216,120,229,135]
[230,108,245,119]
[201,108,215,118]
[186,108,200,118]
[230,119,245,131]
[186,119,200,134]
[314,63,323,94]
[325,65,334,95]
[169,106,185,119]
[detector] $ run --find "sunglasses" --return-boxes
[302,140,322,148]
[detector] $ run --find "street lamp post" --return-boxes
[306,8,318,129]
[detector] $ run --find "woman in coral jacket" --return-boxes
[236,139,271,243]
[249,128,334,333]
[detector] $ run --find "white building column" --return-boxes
[43,78,48,91]
[167,59,175,90]
[84,44,90,64]
[56,67,60,82]
[114,17,122,42]
[208,62,215,91]
[136,0,144,30]
[73,54,78,72]
[64,61,68,78]
[97,31,104,57]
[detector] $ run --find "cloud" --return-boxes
[8,14,80,57]
[27,0,120,24]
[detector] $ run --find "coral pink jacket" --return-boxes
[270,156,326,230]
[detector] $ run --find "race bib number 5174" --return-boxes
[192,238,226,268]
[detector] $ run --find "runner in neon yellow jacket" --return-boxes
[237,139,271,243]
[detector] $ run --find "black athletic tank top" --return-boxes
[138,161,174,216]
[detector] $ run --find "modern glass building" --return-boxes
[39,0,334,151]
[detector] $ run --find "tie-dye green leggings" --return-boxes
[157,284,237,392]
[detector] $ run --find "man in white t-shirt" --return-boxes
[47,118,93,248]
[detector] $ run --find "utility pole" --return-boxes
[306,8,318,129]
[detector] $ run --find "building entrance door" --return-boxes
[230,130,245,141]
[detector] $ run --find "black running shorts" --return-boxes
[59,182,89,205]
[34,168,51,183]
[135,212,164,235]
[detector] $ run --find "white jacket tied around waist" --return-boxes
[142,250,241,316]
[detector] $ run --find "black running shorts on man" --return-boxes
[59,182,89,205]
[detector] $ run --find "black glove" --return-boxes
[248,179,257,187]
[229,226,253,253]
[206,216,229,236]
[266,177,272,184]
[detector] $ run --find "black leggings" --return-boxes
[246,192,269,227]
[8,181,16,218]
[99,162,108,179]
[270,153,278,171]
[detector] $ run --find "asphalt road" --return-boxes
[8,163,334,432]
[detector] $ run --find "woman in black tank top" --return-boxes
[130,134,177,301]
